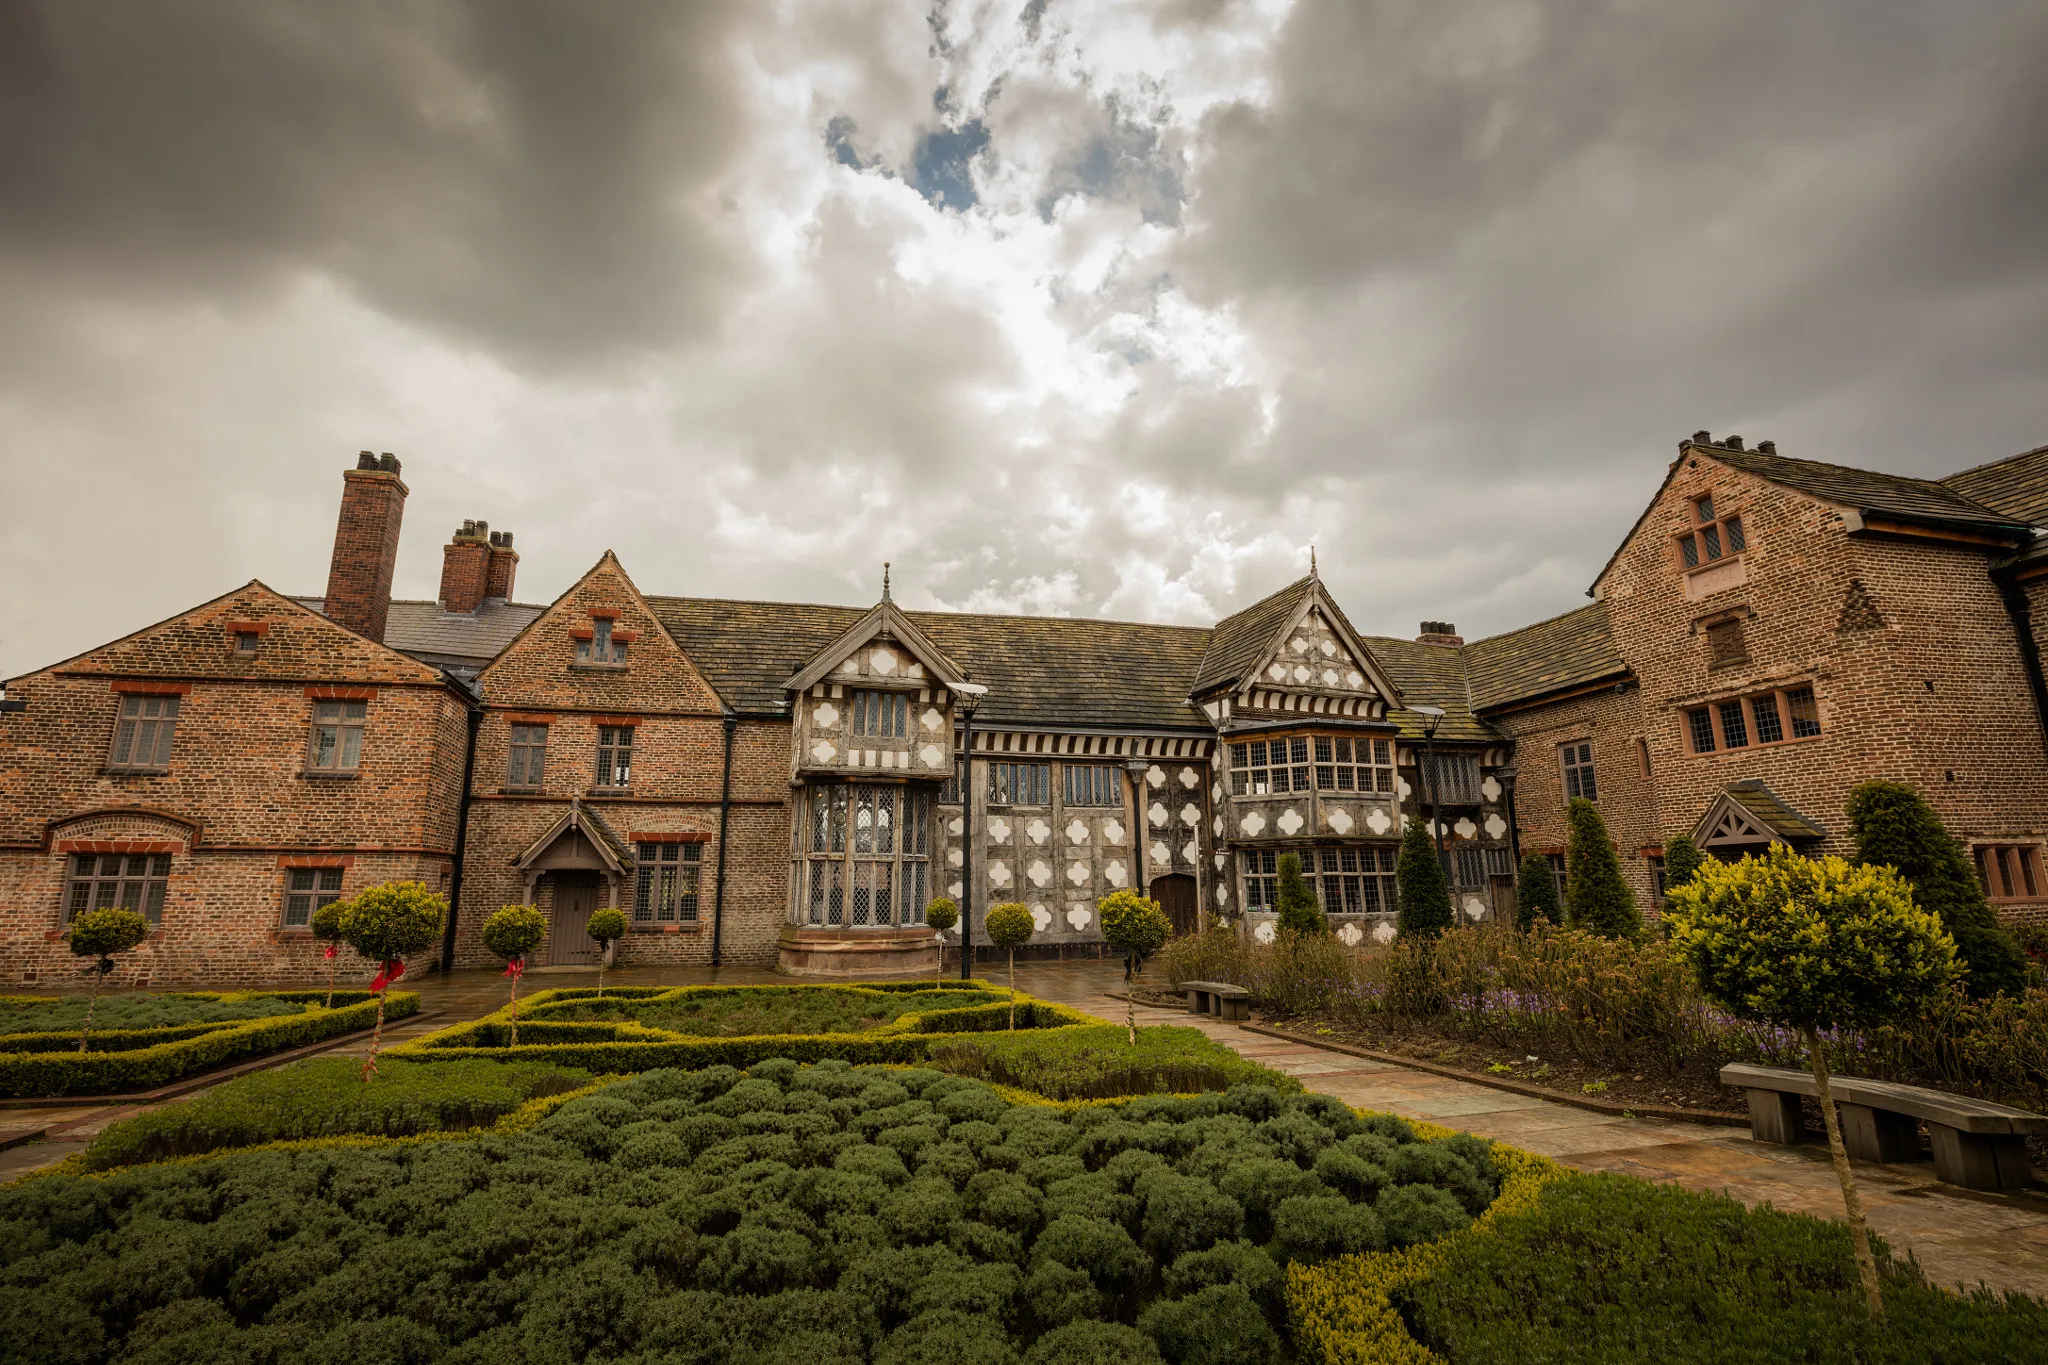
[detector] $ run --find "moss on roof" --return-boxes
[1712,446,2028,533]
[1462,603,1629,713]
[1191,576,1312,697]
[1940,442,2048,527]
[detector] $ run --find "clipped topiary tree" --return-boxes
[924,897,960,987]
[1662,833,1703,910]
[1099,888,1172,1044]
[1564,798,1640,939]
[1274,852,1328,935]
[481,904,547,1046]
[984,901,1036,1029]
[1396,817,1453,938]
[336,881,445,1080]
[1847,780,2028,998]
[65,907,150,1053]
[1513,853,1559,930]
[310,899,347,1009]
[1666,845,1958,1320]
[586,907,627,997]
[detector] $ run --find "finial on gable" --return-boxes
[1309,545,1318,580]
[882,562,892,604]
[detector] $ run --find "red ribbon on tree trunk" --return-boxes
[322,943,337,960]
[502,957,525,979]
[368,958,406,992]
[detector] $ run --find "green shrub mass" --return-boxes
[80,1057,595,1171]
[0,1064,1497,1364]
[544,988,998,1038]
[0,993,308,1035]
[1565,798,1641,939]
[1398,1172,2048,1363]
[926,1026,1301,1101]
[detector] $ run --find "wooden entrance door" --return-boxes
[548,873,603,966]
[1489,875,1516,924]
[1151,874,1198,937]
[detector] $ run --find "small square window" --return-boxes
[283,867,344,928]
[233,631,260,655]
[1725,516,1746,552]
[1695,494,1716,523]
[1679,534,1700,568]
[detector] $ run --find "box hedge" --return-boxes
[0,991,418,1098]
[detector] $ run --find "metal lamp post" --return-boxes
[954,683,987,980]
[1496,764,1522,862]
[1123,753,1153,908]
[1411,705,1448,877]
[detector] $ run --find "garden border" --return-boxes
[0,992,422,1099]
[1241,1022,1749,1128]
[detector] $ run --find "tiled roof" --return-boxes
[650,596,1214,730]
[295,597,547,669]
[1462,603,1628,713]
[1191,577,1311,697]
[1939,443,2048,527]
[1361,637,1491,742]
[1711,446,2028,533]
[1724,779,1827,841]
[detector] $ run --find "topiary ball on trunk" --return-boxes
[67,907,150,962]
[337,882,446,963]
[924,898,960,936]
[482,904,546,961]
[586,908,627,952]
[986,902,1035,952]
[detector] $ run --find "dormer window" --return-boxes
[573,617,630,667]
[1677,494,1746,570]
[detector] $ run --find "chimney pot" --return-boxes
[440,522,492,614]
[1692,430,1712,444]
[1723,434,1744,451]
[1757,439,1776,455]
[485,527,519,602]
[325,454,409,642]
[378,452,401,475]
[1416,620,1463,646]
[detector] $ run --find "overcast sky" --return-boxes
[3,0,2045,679]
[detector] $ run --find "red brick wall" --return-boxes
[1492,684,1660,907]
[439,536,491,614]
[0,584,467,986]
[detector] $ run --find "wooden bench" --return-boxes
[1720,1063,2045,1191]
[1182,980,1251,1022]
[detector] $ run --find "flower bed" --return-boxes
[0,991,419,1098]
[0,1061,1501,1364]
[390,982,1099,1073]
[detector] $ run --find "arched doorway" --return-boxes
[1151,874,1198,937]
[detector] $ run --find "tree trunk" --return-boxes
[1806,1026,1884,1319]
[508,964,523,1048]
[323,951,337,1010]
[1008,949,1017,1030]
[1125,957,1138,1046]
[77,965,105,1053]
[360,990,389,1082]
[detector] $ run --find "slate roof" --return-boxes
[1191,577,1312,697]
[295,597,547,671]
[1939,443,2048,527]
[1711,446,2030,534]
[1722,779,1827,841]
[1462,603,1629,713]
[1362,637,1491,742]
[650,596,1214,730]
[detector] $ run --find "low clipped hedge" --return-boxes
[0,991,308,1034]
[929,1026,1302,1101]
[389,983,1098,1073]
[0,992,419,1098]
[0,1062,1503,1363]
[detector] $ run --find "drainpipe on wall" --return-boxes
[439,674,483,975]
[710,712,737,968]
[1995,577,2048,759]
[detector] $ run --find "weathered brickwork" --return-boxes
[1491,685,1658,906]
[0,584,468,986]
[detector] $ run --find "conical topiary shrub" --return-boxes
[1396,817,1453,938]
[1564,798,1640,939]
[1514,852,1559,930]
[1662,833,1703,910]
[1846,780,2027,998]
[1274,852,1328,935]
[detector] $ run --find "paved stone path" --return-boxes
[6,961,2046,1298]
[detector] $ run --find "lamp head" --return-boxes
[953,682,987,716]
[1410,702,1446,738]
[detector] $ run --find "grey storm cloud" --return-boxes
[1,0,2045,681]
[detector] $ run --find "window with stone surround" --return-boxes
[1685,684,1820,754]
[65,852,170,925]
[572,616,630,667]
[307,700,366,772]
[800,784,930,927]
[634,842,703,923]
[507,724,548,790]
[849,690,908,740]
[1560,740,1597,802]
[1973,844,2044,903]
[282,867,343,928]
[1677,493,1747,571]
[109,694,180,771]
[595,725,634,789]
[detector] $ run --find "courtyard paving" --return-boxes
[3,960,2045,1298]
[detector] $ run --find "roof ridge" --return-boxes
[1462,600,1605,650]
[648,592,1214,634]
[1938,440,2048,486]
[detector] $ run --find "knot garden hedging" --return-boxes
[0,1052,1535,1365]
[0,991,421,1098]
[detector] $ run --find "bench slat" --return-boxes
[1180,981,1251,997]
[1719,1063,2048,1135]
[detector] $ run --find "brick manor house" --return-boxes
[7,432,2048,987]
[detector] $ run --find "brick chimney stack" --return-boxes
[439,520,492,615]
[485,530,518,602]
[324,452,407,643]
[1416,620,1464,647]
